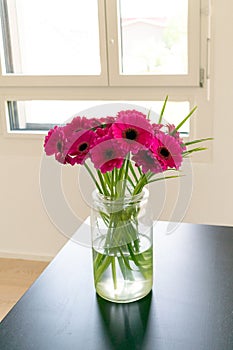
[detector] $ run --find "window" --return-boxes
[2,0,101,75]
[0,0,212,156]
[106,0,200,86]
[0,0,200,86]
[0,0,108,85]
[7,100,190,135]
[119,0,189,75]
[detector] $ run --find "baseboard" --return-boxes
[0,251,53,262]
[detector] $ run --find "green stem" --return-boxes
[126,174,135,189]
[122,156,130,196]
[103,172,111,194]
[94,255,112,284]
[133,173,148,195]
[118,159,125,182]
[84,163,102,194]
[137,166,143,177]
[111,171,114,198]
[127,242,148,279]
[129,162,139,184]
[111,257,117,289]
[118,256,134,281]
[97,170,110,196]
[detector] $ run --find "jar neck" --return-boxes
[92,187,149,206]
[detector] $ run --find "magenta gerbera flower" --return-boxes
[67,129,96,165]
[99,116,115,126]
[112,110,153,153]
[90,135,127,173]
[95,116,116,138]
[44,126,68,164]
[95,126,111,138]
[166,124,186,150]
[153,132,183,170]
[152,123,163,135]
[132,148,163,174]
[64,116,94,137]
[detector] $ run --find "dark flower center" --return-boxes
[105,149,114,159]
[57,140,63,152]
[78,142,88,152]
[144,152,154,164]
[124,128,138,140]
[159,147,170,158]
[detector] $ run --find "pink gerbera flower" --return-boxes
[44,126,68,164]
[152,123,163,135]
[90,135,127,173]
[99,116,115,126]
[132,148,163,174]
[95,116,116,137]
[153,132,183,170]
[95,126,111,138]
[80,116,116,131]
[67,129,96,165]
[64,116,94,137]
[166,124,186,150]
[112,110,153,153]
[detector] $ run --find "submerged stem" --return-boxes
[111,257,117,290]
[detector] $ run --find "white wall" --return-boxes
[184,0,233,226]
[0,0,232,260]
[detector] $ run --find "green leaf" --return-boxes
[185,137,213,146]
[147,174,181,184]
[158,95,168,123]
[126,173,135,189]
[172,105,197,134]
[84,162,102,194]
[103,172,111,190]
[97,170,110,196]
[133,173,148,195]
[147,108,152,120]
[137,166,143,177]
[129,162,139,183]
[182,147,207,157]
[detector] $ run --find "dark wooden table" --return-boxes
[0,221,233,350]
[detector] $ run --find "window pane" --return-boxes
[7,100,190,135]
[119,0,188,75]
[1,0,100,75]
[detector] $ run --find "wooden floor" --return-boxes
[0,258,48,321]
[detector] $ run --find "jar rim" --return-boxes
[92,187,149,204]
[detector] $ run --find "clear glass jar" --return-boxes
[91,188,153,303]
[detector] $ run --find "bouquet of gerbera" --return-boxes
[44,99,211,301]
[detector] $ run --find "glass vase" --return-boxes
[91,188,153,303]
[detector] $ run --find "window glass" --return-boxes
[1,0,100,75]
[7,100,190,135]
[118,0,188,75]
